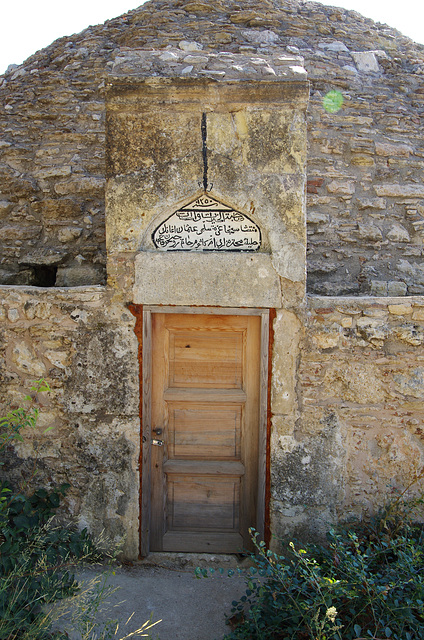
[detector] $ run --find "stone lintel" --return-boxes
[133,252,282,307]
[106,77,309,110]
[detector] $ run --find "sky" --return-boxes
[0,0,423,76]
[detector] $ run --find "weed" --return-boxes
[223,500,424,640]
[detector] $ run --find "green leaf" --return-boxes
[43,425,55,433]
[354,624,362,637]
[48,492,60,508]
[13,514,30,529]
[59,483,71,495]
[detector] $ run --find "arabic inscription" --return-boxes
[152,195,261,251]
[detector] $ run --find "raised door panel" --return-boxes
[168,331,244,388]
[167,402,242,460]
[167,475,240,530]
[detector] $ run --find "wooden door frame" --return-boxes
[140,306,270,557]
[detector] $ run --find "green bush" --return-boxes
[0,379,51,528]
[0,381,99,639]
[0,380,161,640]
[224,503,424,640]
[0,484,99,638]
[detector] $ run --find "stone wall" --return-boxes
[270,295,424,542]
[1,0,423,293]
[306,50,424,296]
[0,285,140,557]
[2,286,424,554]
[1,0,424,556]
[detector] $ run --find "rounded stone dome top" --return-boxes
[5,0,423,68]
[1,0,423,294]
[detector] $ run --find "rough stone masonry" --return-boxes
[1,0,424,294]
[1,0,424,557]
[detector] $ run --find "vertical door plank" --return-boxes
[150,313,167,550]
[256,311,269,541]
[240,315,261,546]
[140,309,152,557]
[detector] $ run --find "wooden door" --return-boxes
[150,312,261,553]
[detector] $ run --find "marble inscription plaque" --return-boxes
[152,195,261,251]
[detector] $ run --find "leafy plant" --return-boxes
[0,381,162,640]
[222,502,424,640]
[0,381,98,639]
[0,378,51,527]
[0,379,51,450]
[0,522,87,640]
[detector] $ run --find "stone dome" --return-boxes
[1,0,423,294]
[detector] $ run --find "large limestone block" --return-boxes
[11,341,47,377]
[351,51,379,73]
[133,252,282,307]
[375,184,424,198]
[271,309,302,414]
[323,362,385,405]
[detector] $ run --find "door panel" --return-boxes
[150,312,261,553]
[167,475,240,529]
[167,402,242,460]
[169,330,244,388]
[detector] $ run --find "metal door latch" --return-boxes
[151,439,164,446]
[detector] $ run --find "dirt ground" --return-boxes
[55,554,250,640]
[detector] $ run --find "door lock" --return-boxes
[151,439,164,446]
[153,428,163,436]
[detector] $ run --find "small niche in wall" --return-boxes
[0,260,107,287]
[31,265,58,287]
[0,265,58,287]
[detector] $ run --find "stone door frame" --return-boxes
[140,305,270,556]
